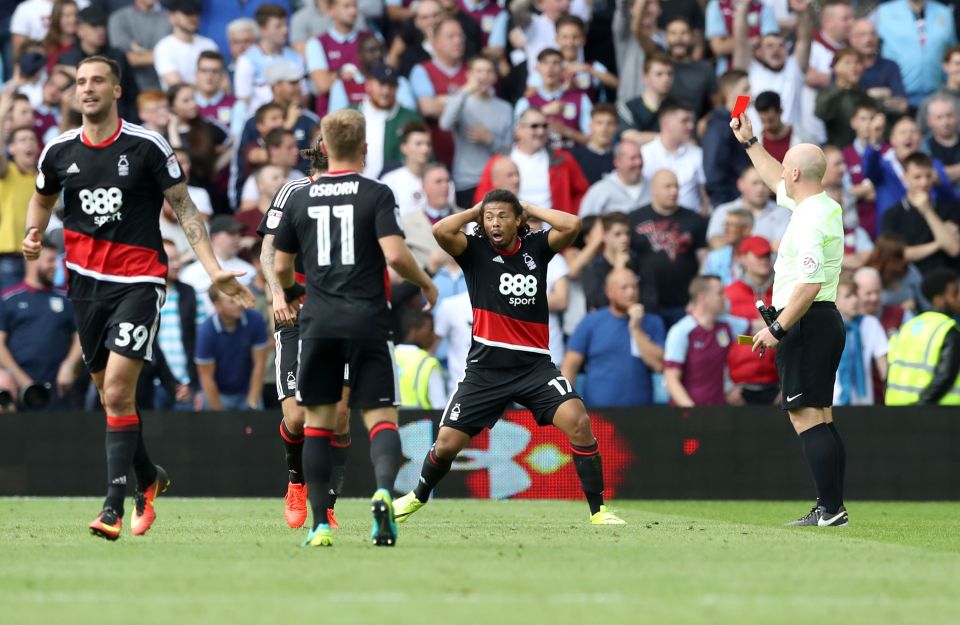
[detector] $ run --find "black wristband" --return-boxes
[741,136,759,149]
[282,283,305,303]
[769,320,787,340]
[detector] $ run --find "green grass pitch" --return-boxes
[1,498,958,625]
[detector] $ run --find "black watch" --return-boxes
[282,283,306,303]
[741,136,759,149]
[769,320,787,340]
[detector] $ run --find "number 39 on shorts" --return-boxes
[115,323,150,352]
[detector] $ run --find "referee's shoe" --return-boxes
[786,505,848,527]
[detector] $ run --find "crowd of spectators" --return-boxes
[2,0,960,411]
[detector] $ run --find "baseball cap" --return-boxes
[369,64,399,85]
[166,0,201,15]
[266,61,304,85]
[209,215,244,235]
[738,236,772,257]
[78,6,108,26]
[18,51,47,78]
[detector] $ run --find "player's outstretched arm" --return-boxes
[432,204,481,257]
[522,202,581,251]
[261,234,300,327]
[379,235,439,311]
[164,181,255,308]
[22,193,59,260]
[730,114,783,193]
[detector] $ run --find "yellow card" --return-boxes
[737,335,754,345]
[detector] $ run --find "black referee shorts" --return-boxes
[775,301,845,411]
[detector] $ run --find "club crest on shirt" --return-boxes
[49,297,64,313]
[266,209,283,229]
[562,103,577,120]
[523,253,536,270]
[482,15,495,32]
[716,328,730,348]
[117,154,129,177]
[575,72,591,90]
[166,154,182,179]
[801,254,820,276]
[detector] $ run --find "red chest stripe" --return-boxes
[473,308,549,354]
[64,229,167,285]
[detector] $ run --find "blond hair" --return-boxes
[321,109,366,162]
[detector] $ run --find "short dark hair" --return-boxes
[255,3,288,26]
[944,44,960,63]
[657,98,693,120]
[664,16,692,30]
[537,48,563,63]
[600,212,630,230]
[555,15,586,34]
[254,102,284,125]
[77,55,121,85]
[754,91,782,113]
[922,268,960,302]
[400,120,431,144]
[643,52,673,74]
[474,189,530,240]
[197,50,225,67]
[8,125,37,143]
[265,127,294,148]
[402,309,433,339]
[592,102,617,119]
[903,151,934,171]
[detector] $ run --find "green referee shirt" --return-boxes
[771,181,844,310]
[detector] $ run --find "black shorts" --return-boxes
[296,337,393,408]
[274,324,300,401]
[440,359,581,436]
[73,283,166,374]
[775,302,845,410]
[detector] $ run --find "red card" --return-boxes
[731,95,750,118]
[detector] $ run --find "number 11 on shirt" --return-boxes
[309,204,355,266]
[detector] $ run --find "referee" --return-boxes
[730,113,848,527]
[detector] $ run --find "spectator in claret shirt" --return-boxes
[328,33,417,114]
[306,0,376,118]
[571,104,617,185]
[664,275,751,407]
[562,267,665,407]
[515,48,593,150]
[193,51,237,131]
[196,284,269,412]
[753,91,799,166]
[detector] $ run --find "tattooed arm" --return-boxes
[260,233,300,326]
[163,181,255,307]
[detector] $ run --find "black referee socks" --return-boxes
[414,446,454,503]
[572,441,605,515]
[302,427,333,529]
[828,422,847,501]
[800,423,843,513]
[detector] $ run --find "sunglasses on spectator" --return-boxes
[523,123,548,129]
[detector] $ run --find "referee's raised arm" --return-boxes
[729,113,783,192]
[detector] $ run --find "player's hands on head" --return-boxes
[421,281,439,312]
[22,228,41,261]
[214,270,256,308]
[729,113,754,143]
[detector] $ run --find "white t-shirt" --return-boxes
[153,34,219,90]
[641,137,706,211]
[749,56,803,130]
[799,38,836,145]
[179,255,256,320]
[11,0,55,40]
[361,101,389,178]
[381,166,457,215]
[832,314,888,406]
[546,254,568,366]
[510,147,552,208]
[188,185,213,216]
[433,291,473,395]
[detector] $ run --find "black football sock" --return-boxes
[827,422,846,504]
[572,441,605,515]
[104,414,140,516]
[413,446,454,503]
[329,434,351,507]
[131,410,157,492]
[302,427,333,530]
[279,419,305,485]
[368,422,401,492]
[800,424,842,514]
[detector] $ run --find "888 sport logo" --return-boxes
[499,272,538,305]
